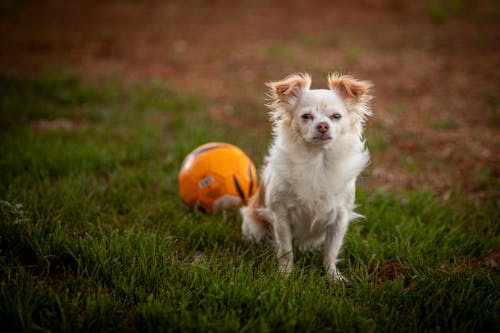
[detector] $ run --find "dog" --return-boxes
[240,72,373,281]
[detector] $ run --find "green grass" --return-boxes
[0,72,499,332]
[426,0,464,23]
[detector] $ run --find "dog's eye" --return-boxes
[330,113,342,120]
[301,113,313,120]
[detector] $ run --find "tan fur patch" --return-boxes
[246,167,271,231]
[265,73,312,125]
[327,73,373,104]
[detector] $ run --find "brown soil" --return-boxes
[1,0,499,201]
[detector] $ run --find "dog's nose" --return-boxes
[316,122,329,134]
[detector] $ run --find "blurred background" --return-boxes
[1,0,498,201]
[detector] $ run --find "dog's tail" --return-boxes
[240,180,270,242]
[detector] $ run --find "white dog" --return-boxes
[241,72,373,281]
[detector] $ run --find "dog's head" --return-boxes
[266,73,373,147]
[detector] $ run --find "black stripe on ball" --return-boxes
[233,175,246,203]
[247,164,254,197]
[192,144,224,156]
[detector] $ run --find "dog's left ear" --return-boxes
[328,73,373,104]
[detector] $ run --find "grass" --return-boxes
[0,72,499,332]
[426,0,464,23]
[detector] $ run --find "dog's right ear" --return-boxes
[266,73,311,111]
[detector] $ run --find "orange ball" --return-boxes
[178,142,258,213]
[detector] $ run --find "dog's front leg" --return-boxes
[323,209,349,282]
[272,212,293,276]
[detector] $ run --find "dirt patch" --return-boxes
[480,250,500,270]
[1,0,499,201]
[32,118,75,131]
[371,260,410,284]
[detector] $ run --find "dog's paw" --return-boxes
[279,264,292,278]
[278,255,293,278]
[326,266,347,283]
[329,271,347,283]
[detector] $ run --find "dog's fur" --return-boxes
[241,72,373,281]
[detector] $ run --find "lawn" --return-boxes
[0,73,498,332]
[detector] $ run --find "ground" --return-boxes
[0,2,499,331]
[1,0,499,201]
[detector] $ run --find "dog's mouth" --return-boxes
[314,134,332,141]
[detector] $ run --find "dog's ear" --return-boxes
[266,73,311,110]
[328,73,372,104]
[328,73,373,123]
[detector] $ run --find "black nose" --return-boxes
[317,122,329,134]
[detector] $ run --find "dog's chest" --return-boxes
[283,156,346,215]
[287,153,347,202]
[285,190,342,250]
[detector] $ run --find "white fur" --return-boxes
[241,73,373,281]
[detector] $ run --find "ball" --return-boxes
[178,142,258,213]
